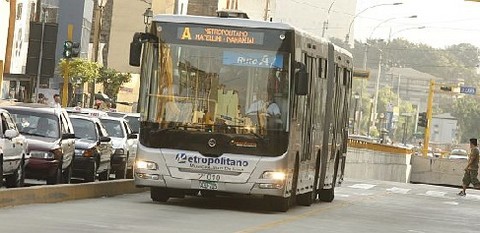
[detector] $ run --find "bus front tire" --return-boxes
[151,187,169,202]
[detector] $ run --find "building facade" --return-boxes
[430,113,458,144]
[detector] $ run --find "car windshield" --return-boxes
[125,116,140,134]
[100,119,124,138]
[71,118,97,141]
[9,110,60,139]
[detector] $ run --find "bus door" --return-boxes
[319,43,336,189]
[299,54,315,177]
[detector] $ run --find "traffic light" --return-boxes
[440,86,452,91]
[72,42,80,57]
[418,112,428,127]
[63,41,73,58]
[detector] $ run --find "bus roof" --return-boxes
[152,14,352,58]
[153,14,294,31]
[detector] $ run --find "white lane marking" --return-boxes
[465,194,480,201]
[443,201,459,206]
[424,191,447,198]
[349,184,376,190]
[386,187,411,194]
[336,194,350,198]
[408,230,426,233]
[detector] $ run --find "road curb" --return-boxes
[0,180,147,208]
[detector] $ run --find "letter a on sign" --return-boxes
[181,27,192,40]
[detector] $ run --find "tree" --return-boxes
[96,67,132,101]
[450,97,480,142]
[58,58,100,90]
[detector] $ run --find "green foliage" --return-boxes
[58,58,100,88]
[350,38,480,143]
[96,67,132,101]
[450,97,480,142]
[58,59,131,101]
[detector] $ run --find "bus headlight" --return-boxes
[136,160,158,170]
[261,171,286,181]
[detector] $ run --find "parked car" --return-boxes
[4,104,75,185]
[123,113,140,135]
[69,114,113,182]
[99,116,137,179]
[448,148,468,160]
[66,107,108,117]
[106,112,140,177]
[106,111,140,134]
[0,108,28,188]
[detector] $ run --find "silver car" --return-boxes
[99,116,137,179]
[0,108,28,188]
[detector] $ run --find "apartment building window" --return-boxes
[16,3,23,20]
[29,3,36,22]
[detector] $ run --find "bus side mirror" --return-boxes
[129,33,143,67]
[295,63,308,95]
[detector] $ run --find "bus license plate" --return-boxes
[199,181,218,190]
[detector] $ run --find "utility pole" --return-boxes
[4,0,16,74]
[62,25,73,107]
[422,80,434,157]
[263,0,270,21]
[35,8,47,102]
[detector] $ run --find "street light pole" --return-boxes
[372,50,383,131]
[389,26,426,42]
[367,97,374,136]
[322,0,336,38]
[368,15,417,39]
[352,92,360,134]
[344,2,403,45]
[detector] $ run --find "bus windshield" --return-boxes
[145,42,291,136]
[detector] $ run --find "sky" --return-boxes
[354,0,480,48]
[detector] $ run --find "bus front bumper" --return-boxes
[134,173,286,197]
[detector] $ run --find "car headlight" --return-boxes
[114,148,125,155]
[261,171,286,180]
[30,151,55,159]
[136,160,158,170]
[75,149,84,156]
[76,148,95,157]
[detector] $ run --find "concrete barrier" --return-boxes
[410,156,465,186]
[345,139,467,187]
[345,140,412,183]
[0,180,148,208]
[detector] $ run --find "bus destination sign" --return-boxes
[178,26,264,45]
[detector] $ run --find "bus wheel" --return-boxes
[318,188,334,202]
[297,191,314,206]
[266,195,290,212]
[151,187,169,202]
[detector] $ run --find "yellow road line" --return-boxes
[235,201,349,233]
[235,192,388,233]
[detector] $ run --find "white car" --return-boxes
[0,108,29,188]
[99,116,137,179]
[448,149,468,160]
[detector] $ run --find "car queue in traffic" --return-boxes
[0,102,139,188]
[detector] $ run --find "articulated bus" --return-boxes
[129,14,352,212]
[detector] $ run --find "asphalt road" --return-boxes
[1,179,479,233]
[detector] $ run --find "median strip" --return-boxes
[0,180,147,208]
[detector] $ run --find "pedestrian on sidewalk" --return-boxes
[458,138,480,196]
